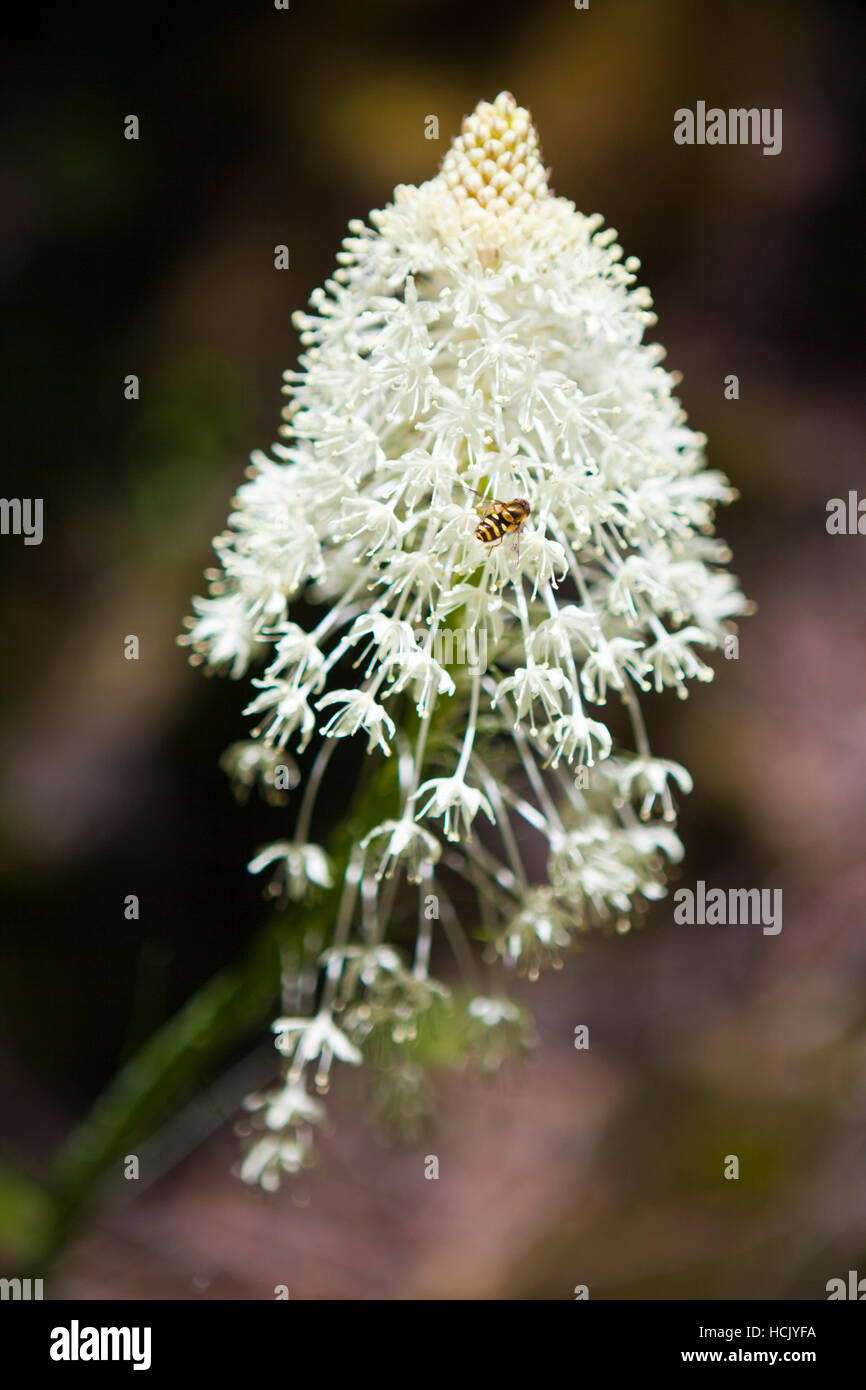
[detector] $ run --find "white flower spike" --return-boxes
[182,93,749,1185]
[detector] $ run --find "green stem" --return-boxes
[31,745,403,1268]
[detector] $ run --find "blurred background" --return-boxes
[1,0,865,1299]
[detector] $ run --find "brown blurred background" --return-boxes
[1,0,865,1299]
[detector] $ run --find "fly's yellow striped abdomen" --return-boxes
[475,516,506,542]
[474,497,531,546]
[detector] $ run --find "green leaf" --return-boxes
[0,1161,59,1264]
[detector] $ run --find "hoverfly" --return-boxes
[464,485,531,560]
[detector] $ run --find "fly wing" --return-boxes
[460,482,498,518]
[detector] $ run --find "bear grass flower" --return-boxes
[181,92,749,1185]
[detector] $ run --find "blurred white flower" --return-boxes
[605,756,694,821]
[219,740,300,805]
[468,996,521,1026]
[272,1011,363,1067]
[243,1080,326,1130]
[247,841,333,900]
[360,818,441,882]
[183,593,257,678]
[239,1134,311,1189]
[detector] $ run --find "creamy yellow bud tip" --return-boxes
[439,91,550,215]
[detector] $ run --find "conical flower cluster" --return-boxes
[182,93,749,1188]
